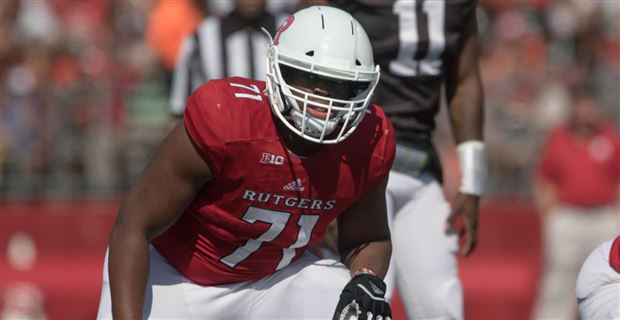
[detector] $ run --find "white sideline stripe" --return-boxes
[356,284,387,302]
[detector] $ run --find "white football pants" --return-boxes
[576,237,620,320]
[384,171,463,320]
[97,245,351,319]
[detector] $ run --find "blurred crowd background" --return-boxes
[0,0,618,319]
[1,0,619,199]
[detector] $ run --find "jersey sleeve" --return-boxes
[462,0,479,37]
[377,107,396,180]
[363,105,396,195]
[610,236,620,273]
[183,81,230,174]
[606,124,620,181]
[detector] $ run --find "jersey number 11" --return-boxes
[390,0,445,77]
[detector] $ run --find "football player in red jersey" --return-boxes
[97,6,395,320]
[576,235,620,319]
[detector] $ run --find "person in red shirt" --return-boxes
[533,88,620,320]
[97,6,394,320]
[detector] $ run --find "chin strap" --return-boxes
[290,108,338,138]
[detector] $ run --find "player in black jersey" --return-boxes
[327,1,487,319]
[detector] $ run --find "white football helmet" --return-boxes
[264,6,380,144]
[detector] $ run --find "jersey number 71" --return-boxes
[219,206,320,271]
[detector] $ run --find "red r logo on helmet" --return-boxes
[274,16,295,45]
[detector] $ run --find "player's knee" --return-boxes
[434,288,462,319]
[411,301,462,320]
[276,259,351,318]
[406,278,463,320]
[301,259,350,287]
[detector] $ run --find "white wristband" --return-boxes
[457,140,487,196]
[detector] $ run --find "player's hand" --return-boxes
[333,273,391,320]
[445,192,480,257]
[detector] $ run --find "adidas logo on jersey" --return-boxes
[283,178,304,192]
[260,152,284,166]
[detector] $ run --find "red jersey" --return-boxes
[152,77,395,285]
[610,235,620,273]
[536,124,620,207]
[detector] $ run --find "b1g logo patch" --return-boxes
[260,152,285,166]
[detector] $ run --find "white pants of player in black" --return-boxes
[97,246,351,319]
[576,237,620,320]
[384,171,463,320]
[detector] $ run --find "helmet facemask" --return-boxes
[262,6,380,144]
[266,45,380,144]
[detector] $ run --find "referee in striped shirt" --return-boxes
[169,0,286,117]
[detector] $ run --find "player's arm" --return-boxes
[534,178,557,214]
[533,136,559,214]
[332,176,391,320]
[444,12,486,257]
[108,122,212,319]
[445,16,484,143]
[338,176,391,278]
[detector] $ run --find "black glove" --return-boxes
[333,273,392,320]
